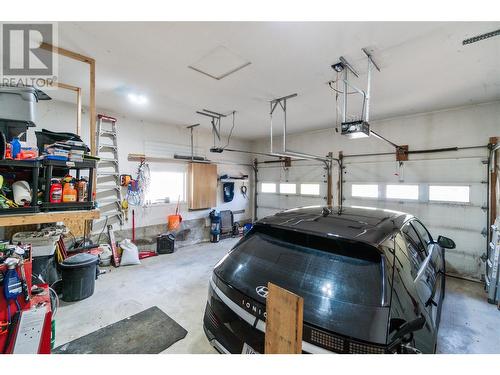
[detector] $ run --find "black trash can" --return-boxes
[60,253,98,302]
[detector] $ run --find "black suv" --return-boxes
[203,206,456,354]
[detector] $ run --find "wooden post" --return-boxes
[76,86,82,136]
[89,60,96,155]
[265,283,303,354]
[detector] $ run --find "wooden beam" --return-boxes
[265,283,303,354]
[89,60,96,155]
[396,145,409,161]
[53,82,79,92]
[40,42,95,64]
[0,210,100,227]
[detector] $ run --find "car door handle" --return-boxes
[425,297,437,307]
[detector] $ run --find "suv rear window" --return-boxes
[215,225,385,308]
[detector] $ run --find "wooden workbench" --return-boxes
[0,210,100,237]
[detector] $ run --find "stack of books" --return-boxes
[44,140,88,161]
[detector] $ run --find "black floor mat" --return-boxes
[54,306,187,354]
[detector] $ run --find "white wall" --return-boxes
[29,100,254,232]
[251,101,500,279]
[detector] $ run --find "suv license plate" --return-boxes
[242,343,259,354]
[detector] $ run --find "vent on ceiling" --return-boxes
[188,45,251,80]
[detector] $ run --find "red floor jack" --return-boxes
[0,246,52,354]
[132,209,157,260]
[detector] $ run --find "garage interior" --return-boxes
[0,21,499,355]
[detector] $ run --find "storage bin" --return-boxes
[0,86,47,125]
[12,231,61,257]
[60,253,98,302]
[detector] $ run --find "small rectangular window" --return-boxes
[279,183,296,195]
[261,183,276,193]
[352,184,378,198]
[429,185,470,203]
[147,170,186,204]
[386,184,419,200]
[300,183,320,196]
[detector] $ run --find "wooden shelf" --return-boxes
[0,209,100,227]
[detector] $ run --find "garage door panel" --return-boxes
[257,162,328,219]
[345,158,487,183]
[344,155,488,280]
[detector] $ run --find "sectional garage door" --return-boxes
[343,155,488,280]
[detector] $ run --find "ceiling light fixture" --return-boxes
[127,93,148,105]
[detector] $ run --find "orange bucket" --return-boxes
[168,214,182,231]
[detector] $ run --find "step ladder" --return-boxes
[485,217,500,305]
[94,114,123,230]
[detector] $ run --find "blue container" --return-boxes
[243,223,253,235]
[10,137,21,159]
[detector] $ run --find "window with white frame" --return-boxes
[261,182,276,193]
[386,184,419,200]
[146,167,186,204]
[429,185,470,203]
[279,183,296,195]
[351,184,379,198]
[300,183,320,196]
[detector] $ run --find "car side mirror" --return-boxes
[437,235,456,249]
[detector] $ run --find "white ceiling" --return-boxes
[51,21,500,139]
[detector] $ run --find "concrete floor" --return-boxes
[437,276,500,353]
[55,238,500,354]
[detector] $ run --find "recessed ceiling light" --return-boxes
[128,93,148,105]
